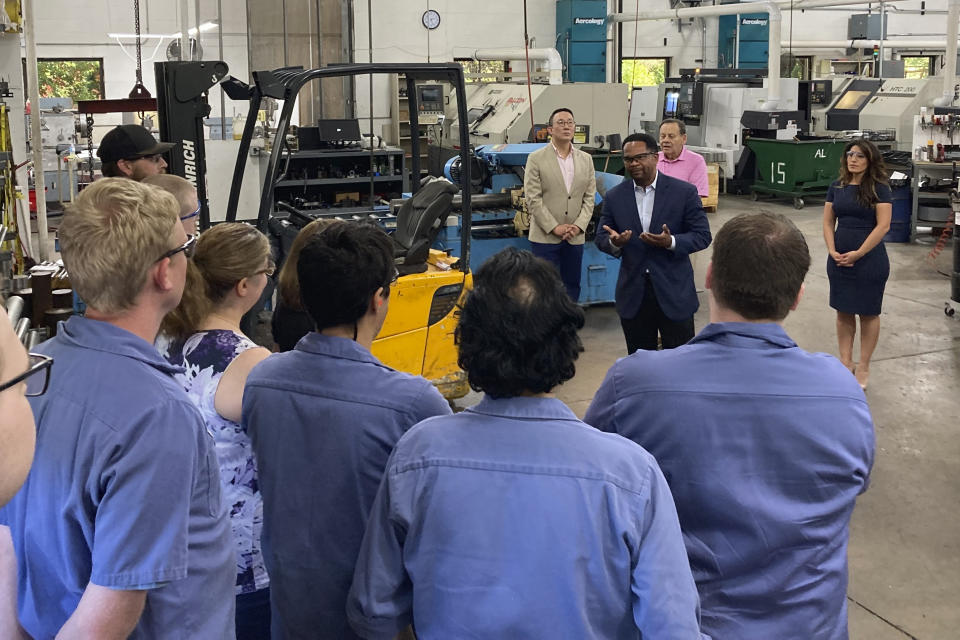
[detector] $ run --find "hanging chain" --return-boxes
[134,0,143,83]
[128,0,151,99]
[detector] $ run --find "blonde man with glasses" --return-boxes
[523,107,597,302]
[0,308,42,640]
[143,173,201,235]
[0,178,235,639]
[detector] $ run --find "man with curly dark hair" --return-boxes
[347,248,704,640]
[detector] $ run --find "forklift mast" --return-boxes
[154,61,229,231]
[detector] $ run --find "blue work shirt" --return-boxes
[243,332,451,639]
[347,395,705,640]
[584,322,875,640]
[0,316,235,639]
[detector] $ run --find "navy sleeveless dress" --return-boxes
[826,181,891,316]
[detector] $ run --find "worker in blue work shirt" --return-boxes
[347,247,705,640]
[586,212,874,640]
[242,221,451,640]
[0,178,235,639]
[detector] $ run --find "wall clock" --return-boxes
[422,9,441,30]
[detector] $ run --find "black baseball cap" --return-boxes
[97,124,176,163]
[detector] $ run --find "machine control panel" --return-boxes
[810,80,833,106]
[415,84,447,125]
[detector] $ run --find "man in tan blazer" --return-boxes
[523,108,597,301]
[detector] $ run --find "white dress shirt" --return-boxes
[634,173,658,232]
[552,142,575,193]
[631,172,675,251]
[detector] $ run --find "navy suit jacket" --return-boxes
[595,172,712,321]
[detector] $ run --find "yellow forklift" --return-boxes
[224,64,474,399]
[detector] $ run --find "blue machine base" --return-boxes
[434,221,619,306]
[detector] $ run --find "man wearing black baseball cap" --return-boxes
[97,124,176,180]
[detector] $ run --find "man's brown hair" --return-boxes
[711,212,810,320]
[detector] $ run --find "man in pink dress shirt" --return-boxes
[657,119,709,197]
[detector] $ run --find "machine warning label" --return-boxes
[574,18,605,25]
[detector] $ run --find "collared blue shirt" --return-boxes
[585,322,875,640]
[243,332,451,639]
[0,316,235,639]
[347,395,705,640]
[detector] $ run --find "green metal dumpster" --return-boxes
[745,136,846,209]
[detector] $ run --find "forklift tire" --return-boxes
[750,191,760,201]
[793,197,805,210]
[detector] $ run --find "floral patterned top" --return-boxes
[158,330,269,595]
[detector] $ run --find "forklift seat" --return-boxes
[391,177,458,274]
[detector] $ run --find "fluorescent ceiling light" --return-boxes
[187,21,219,35]
[107,33,170,38]
[107,21,218,39]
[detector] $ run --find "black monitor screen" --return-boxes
[317,119,361,142]
[467,107,486,124]
[417,85,443,107]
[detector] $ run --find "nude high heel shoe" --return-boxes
[855,366,869,392]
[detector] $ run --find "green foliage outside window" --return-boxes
[459,60,508,84]
[36,60,103,101]
[621,59,667,88]
[902,57,931,79]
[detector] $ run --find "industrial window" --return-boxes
[456,60,508,84]
[902,56,933,79]
[23,58,104,102]
[621,58,669,88]
[783,55,813,81]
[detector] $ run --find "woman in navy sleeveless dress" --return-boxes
[157,223,275,639]
[822,138,892,391]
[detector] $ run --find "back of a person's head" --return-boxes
[60,178,178,314]
[142,174,196,216]
[711,212,810,321]
[277,218,336,311]
[297,222,394,330]
[456,248,584,398]
[162,223,271,341]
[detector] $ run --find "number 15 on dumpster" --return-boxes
[769,162,786,185]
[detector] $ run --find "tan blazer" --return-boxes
[523,144,596,245]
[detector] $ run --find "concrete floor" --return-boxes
[454,193,960,639]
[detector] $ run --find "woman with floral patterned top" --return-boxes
[157,223,274,639]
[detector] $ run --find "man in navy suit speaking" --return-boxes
[596,133,712,353]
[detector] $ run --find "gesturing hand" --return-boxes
[640,224,673,248]
[603,225,634,248]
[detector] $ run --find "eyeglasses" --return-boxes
[551,120,575,127]
[623,152,658,163]
[845,151,867,159]
[0,353,53,397]
[157,234,197,262]
[180,204,201,222]
[389,268,399,285]
[128,154,165,164]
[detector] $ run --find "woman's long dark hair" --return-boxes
[838,138,888,209]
